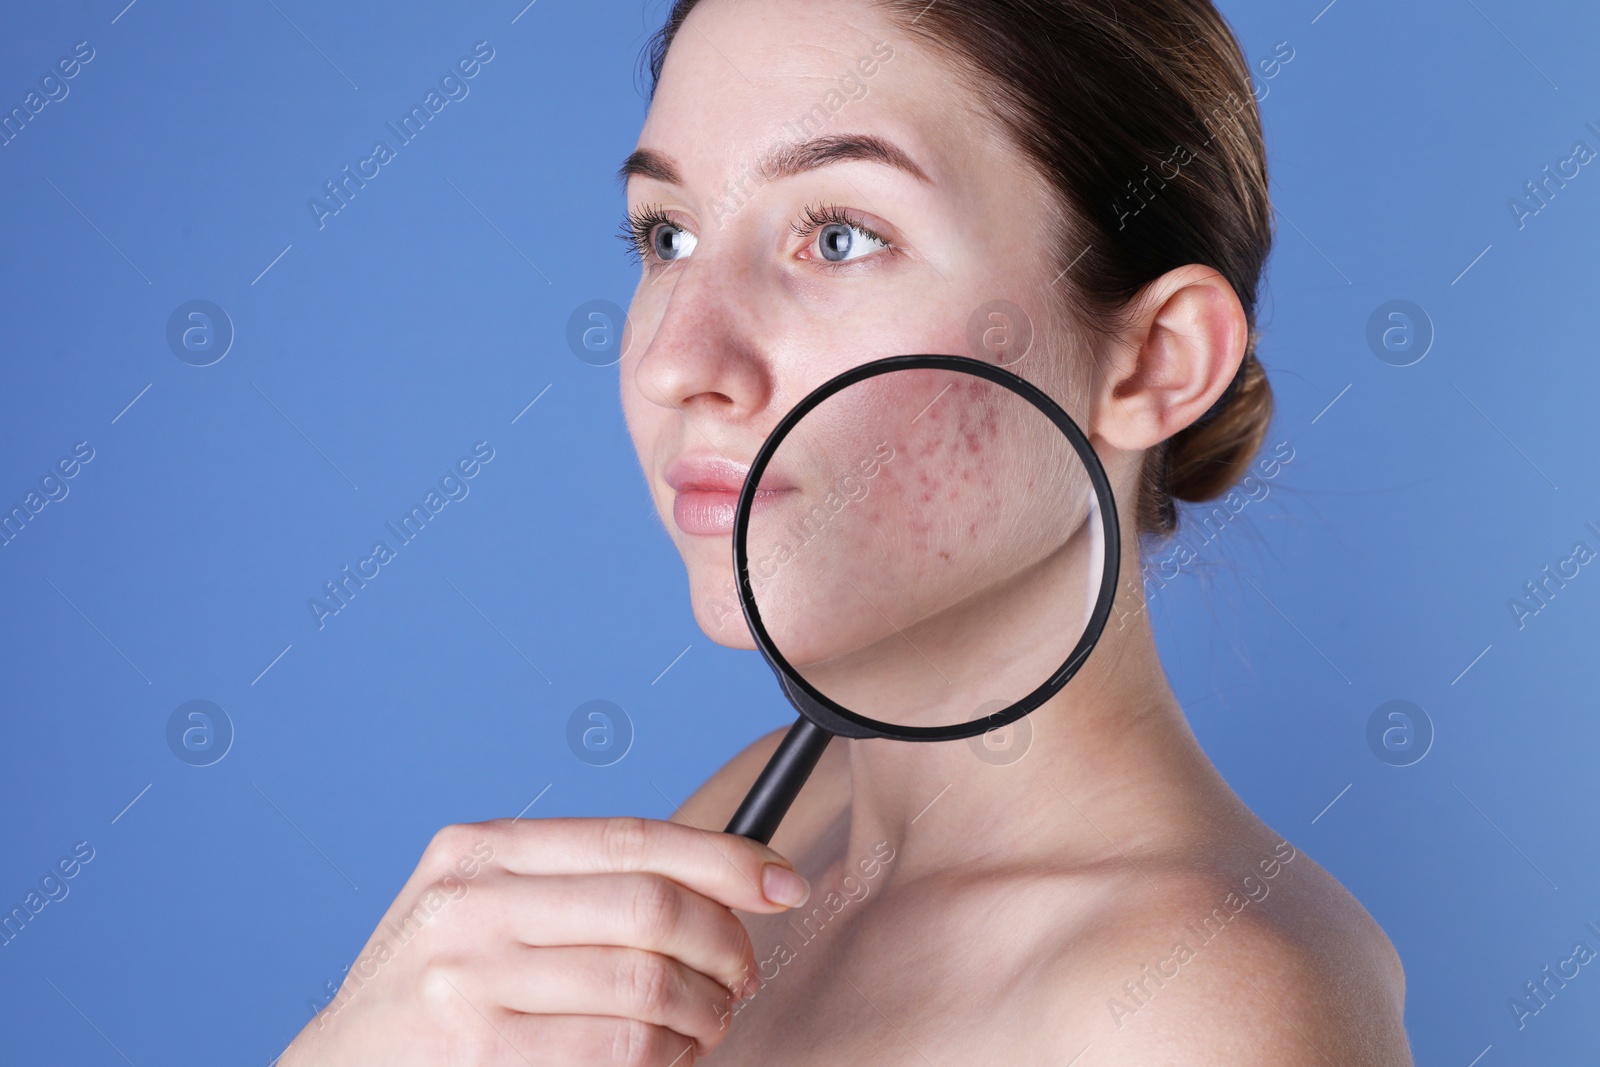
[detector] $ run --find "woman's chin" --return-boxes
[684,572,758,649]
[699,621,759,651]
[686,580,832,658]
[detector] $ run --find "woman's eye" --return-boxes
[652,223,697,262]
[813,221,889,263]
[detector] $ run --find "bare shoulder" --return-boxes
[1035,835,1411,1065]
[667,723,851,864]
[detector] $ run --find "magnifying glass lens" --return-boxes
[742,364,1106,733]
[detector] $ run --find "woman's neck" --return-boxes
[834,606,1248,884]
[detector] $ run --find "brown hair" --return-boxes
[638,0,1275,539]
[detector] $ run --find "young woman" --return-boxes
[281,1,1412,1062]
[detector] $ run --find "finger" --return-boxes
[476,871,759,996]
[467,817,812,914]
[499,1012,698,1067]
[486,945,735,1057]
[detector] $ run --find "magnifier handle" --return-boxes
[723,716,834,845]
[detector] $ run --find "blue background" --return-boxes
[1,0,1596,1062]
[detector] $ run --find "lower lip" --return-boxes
[673,488,794,536]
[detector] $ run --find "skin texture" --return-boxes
[739,368,1097,725]
[621,0,1414,1064]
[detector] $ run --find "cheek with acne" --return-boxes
[857,375,1011,561]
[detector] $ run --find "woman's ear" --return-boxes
[1092,265,1248,452]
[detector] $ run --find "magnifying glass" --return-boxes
[722,353,1120,844]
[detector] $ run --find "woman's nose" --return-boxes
[631,261,774,421]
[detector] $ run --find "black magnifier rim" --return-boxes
[732,353,1121,743]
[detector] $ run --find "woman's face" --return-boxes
[620,0,1103,709]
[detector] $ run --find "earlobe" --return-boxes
[1094,266,1248,452]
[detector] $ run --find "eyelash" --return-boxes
[617,201,894,269]
[618,203,673,265]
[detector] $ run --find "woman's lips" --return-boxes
[672,487,794,536]
[663,453,795,537]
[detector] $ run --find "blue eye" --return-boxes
[620,204,696,265]
[793,203,893,266]
[652,222,696,261]
[815,221,887,262]
[620,201,894,269]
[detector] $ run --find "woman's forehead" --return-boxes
[636,0,997,199]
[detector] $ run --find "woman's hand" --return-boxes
[277,816,811,1066]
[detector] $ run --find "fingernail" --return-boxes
[761,863,810,907]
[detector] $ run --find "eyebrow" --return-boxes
[616,133,932,190]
